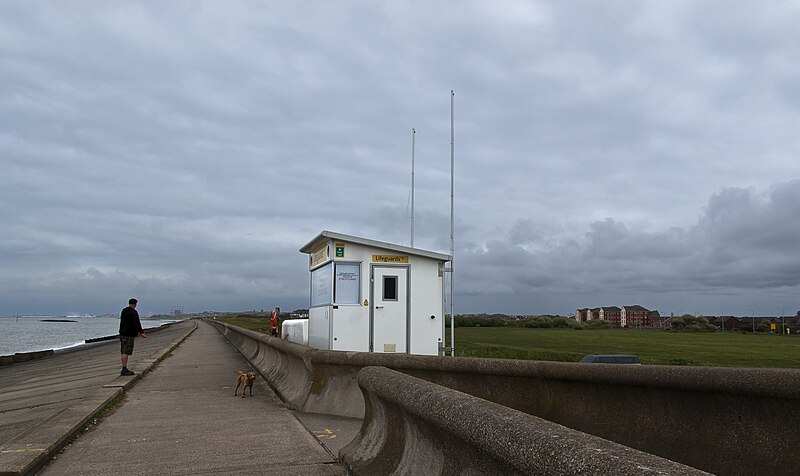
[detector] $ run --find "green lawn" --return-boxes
[216,316,270,335]
[448,327,800,368]
[218,316,800,368]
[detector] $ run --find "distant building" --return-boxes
[599,306,621,327]
[575,305,660,328]
[647,310,661,326]
[575,308,589,322]
[621,305,652,327]
[290,309,309,319]
[720,316,739,332]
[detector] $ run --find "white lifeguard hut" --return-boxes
[300,230,451,355]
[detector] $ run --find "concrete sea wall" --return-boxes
[0,349,54,366]
[340,366,708,475]
[207,319,800,475]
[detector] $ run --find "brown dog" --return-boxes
[234,371,257,398]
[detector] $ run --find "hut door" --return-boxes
[370,266,408,353]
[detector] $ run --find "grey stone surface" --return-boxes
[341,366,710,476]
[210,319,800,475]
[292,411,362,457]
[38,321,344,476]
[0,321,196,476]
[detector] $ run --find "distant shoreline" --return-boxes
[40,319,78,323]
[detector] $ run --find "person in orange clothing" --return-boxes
[270,307,279,336]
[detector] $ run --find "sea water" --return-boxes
[0,316,180,356]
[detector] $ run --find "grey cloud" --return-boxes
[2,2,800,316]
[458,182,800,313]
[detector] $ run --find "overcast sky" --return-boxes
[3,1,800,317]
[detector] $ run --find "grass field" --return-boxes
[448,327,800,368]
[218,316,800,368]
[216,316,270,334]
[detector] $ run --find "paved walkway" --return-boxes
[38,321,344,475]
[0,320,196,475]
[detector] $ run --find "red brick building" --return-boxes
[622,305,654,327]
[647,310,661,326]
[575,305,660,328]
[575,308,588,322]
[599,306,622,327]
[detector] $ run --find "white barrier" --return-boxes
[281,319,308,346]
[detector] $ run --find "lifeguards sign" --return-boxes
[311,244,330,268]
[372,254,409,263]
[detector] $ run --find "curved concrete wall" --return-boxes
[208,320,316,410]
[340,367,709,476]
[207,320,800,475]
[396,357,800,476]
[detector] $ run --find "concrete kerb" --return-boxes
[0,320,198,476]
[340,367,710,476]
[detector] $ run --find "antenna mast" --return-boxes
[449,90,455,356]
[411,128,416,248]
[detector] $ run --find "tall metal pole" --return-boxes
[449,90,455,356]
[782,309,786,336]
[411,128,416,248]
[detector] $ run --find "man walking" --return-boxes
[119,298,147,376]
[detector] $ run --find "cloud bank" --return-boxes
[1,1,799,316]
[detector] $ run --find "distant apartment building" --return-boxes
[575,305,659,328]
[576,308,600,322]
[621,305,660,327]
[589,308,600,321]
[576,308,588,322]
[647,310,661,325]
[599,306,621,327]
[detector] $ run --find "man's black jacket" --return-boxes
[119,306,144,337]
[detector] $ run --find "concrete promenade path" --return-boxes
[0,320,196,475]
[1,320,346,475]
